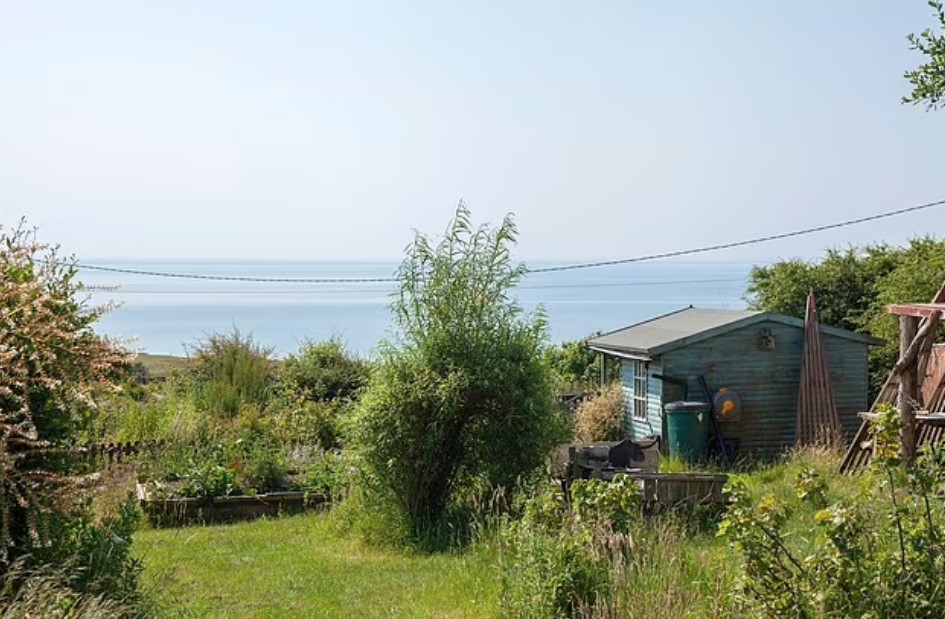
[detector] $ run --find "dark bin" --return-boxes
[664,401,710,463]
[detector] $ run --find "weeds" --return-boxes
[572,384,625,443]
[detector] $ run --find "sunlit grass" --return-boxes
[135,512,500,619]
[135,447,859,619]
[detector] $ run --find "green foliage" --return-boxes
[719,406,945,618]
[570,476,642,534]
[0,569,142,619]
[745,238,945,395]
[499,517,613,619]
[93,384,205,444]
[186,329,274,418]
[544,339,618,393]
[280,400,350,450]
[280,339,370,404]
[745,244,898,333]
[498,476,713,618]
[235,437,288,494]
[904,0,945,110]
[499,482,634,618]
[352,205,568,540]
[140,430,294,499]
[23,499,143,600]
[302,449,350,500]
[860,237,945,386]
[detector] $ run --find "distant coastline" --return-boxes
[88,260,753,357]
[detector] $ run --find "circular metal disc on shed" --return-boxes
[713,388,741,422]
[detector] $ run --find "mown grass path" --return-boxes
[135,513,500,618]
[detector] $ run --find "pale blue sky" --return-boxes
[1,1,942,262]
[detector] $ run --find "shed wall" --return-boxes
[620,358,664,440]
[657,320,868,457]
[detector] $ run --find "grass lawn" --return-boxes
[135,512,500,619]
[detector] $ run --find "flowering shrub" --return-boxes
[0,221,130,567]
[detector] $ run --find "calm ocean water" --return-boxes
[81,260,754,357]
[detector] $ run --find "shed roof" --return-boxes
[586,306,879,357]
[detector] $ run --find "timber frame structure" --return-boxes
[840,283,945,474]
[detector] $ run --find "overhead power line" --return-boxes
[69,264,399,283]
[69,197,945,283]
[96,277,745,295]
[527,197,945,274]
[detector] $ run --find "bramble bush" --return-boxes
[719,404,945,618]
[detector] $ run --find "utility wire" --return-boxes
[94,277,745,295]
[69,197,945,283]
[527,197,945,274]
[67,263,399,283]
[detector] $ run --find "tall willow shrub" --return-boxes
[352,205,568,537]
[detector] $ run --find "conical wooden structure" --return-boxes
[795,292,841,446]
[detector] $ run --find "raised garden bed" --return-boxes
[629,472,729,512]
[136,483,329,526]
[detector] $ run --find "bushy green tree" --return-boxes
[351,205,568,539]
[280,339,369,403]
[745,238,945,395]
[904,0,945,110]
[745,245,898,333]
[544,338,618,393]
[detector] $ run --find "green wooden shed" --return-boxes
[586,307,879,457]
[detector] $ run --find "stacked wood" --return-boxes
[795,292,841,447]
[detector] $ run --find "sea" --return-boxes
[81,260,754,357]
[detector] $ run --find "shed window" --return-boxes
[632,360,648,420]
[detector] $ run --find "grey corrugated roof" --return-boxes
[586,306,879,357]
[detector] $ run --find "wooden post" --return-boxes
[599,353,606,388]
[900,315,920,463]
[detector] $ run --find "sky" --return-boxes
[1,1,943,264]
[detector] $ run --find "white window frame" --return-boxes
[632,360,648,420]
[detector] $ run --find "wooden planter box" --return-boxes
[136,483,329,526]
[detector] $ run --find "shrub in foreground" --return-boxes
[499,477,640,618]
[720,405,945,618]
[0,221,141,605]
[0,569,141,619]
